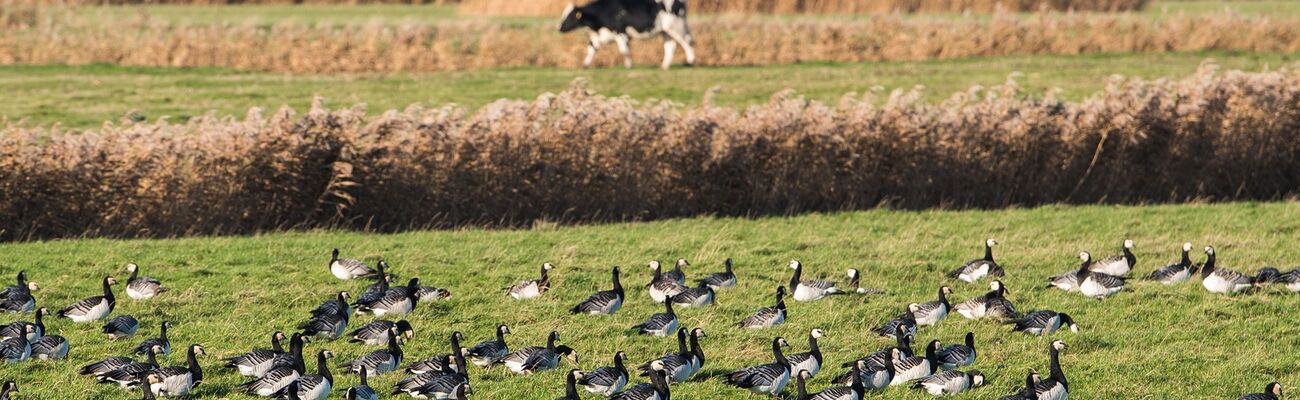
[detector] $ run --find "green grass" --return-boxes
[1,202,1298,399]
[2,51,1294,128]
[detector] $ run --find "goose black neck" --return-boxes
[1123,246,1136,266]
[1077,258,1092,277]
[546,332,558,351]
[614,353,626,374]
[495,327,507,344]
[317,351,332,385]
[789,263,802,293]
[611,269,623,295]
[937,288,949,307]
[146,347,159,366]
[187,346,202,384]
[775,299,786,312]
[1180,248,1191,266]
[773,339,789,366]
[291,336,306,373]
[271,334,285,353]
[650,370,670,400]
[102,278,116,305]
[33,310,43,331]
[448,334,464,372]
[129,267,139,282]
[1049,346,1067,390]
[405,280,420,305]
[795,372,809,399]
[849,360,864,394]
[894,330,909,349]
[387,332,403,361]
[924,342,939,374]
[159,323,168,340]
[359,366,368,386]
[1024,370,1037,392]
[1202,251,1217,277]
[664,300,674,315]
[142,382,155,400]
[984,243,994,261]
[964,333,975,350]
[675,330,687,354]
[808,333,821,362]
[564,371,579,398]
[689,332,704,366]
[724,259,733,273]
[14,271,25,287]
[539,265,549,283]
[331,249,339,262]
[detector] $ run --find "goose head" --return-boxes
[337,291,350,302]
[396,320,415,339]
[990,280,1008,294]
[888,348,902,362]
[1050,340,1067,351]
[126,263,139,273]
[542,262,555,271]
[675,259,689,268]
[496,324,511,335]
[614,351,627,363]
[648,260,662,271]
[775,286,787,298]
[1123,239,1134,249]
[1266,382,1283,396]
[809,328,825,339]
[691,328,707,339]
[986,238,998,247]
[556,345,580,364]
[788,260,802,270]
[272,331,287,342]
[846,269,859,279]
[797,369,813,380]
[105,276,119,285]
[191,344,208,357]
[1078,252,1091,263]
[1182,242,1192,252]
[969,370,986,387]
[649,359,666,371]
[35,307,49,318]
[25,282,38,291]
[939,286,952,296]
[776,337,791,348]
[1204,246,1215,255]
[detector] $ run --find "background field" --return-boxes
[1,203,1298,399]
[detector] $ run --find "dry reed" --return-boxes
[3,65,1298,241]
[459,0,1148,16]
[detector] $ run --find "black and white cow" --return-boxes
[558,0,696,70]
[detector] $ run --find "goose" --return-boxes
[954,280,1017,320]
[125,263,167,300]
[404,354,457,375]
[1201,246,1254,294]
[1033,340,1069,400]
[1076,252,1125,299]
[724,337,792,396]
[224,331,289,378]
[311,291,351,319]
[0,333,30,363]
[329,248,377,280]
[1147,242,1197,284]
[465,324,511,367]
[300,303,349,340]
[669,283,715,308]
[647,261,687,303]
[149,343,205,397]
[344,366,379,400]
[0,271,38,313]
[96,344,163,389]
[833,350,898,390]
[519,331,578,375]
[890,340,941,385]
[911,369,985,396]
[57,276,117,322]
[788,260,848,301]
[349,320,414,346]
[948,239,1005,283]
[506,262,554,300]
[578,351,629,396]
[1277,269,1300,292]
[844,324,913,371]
[935,332,977,370]
[239,332,306,396]
[132,321,172,357]
[910,287,953,326]
[1091,239,1136,276]
[557,369,583,400]
[803,360,866,400]
[103,315,140,340]
[411,285,452,303]
[0,307,47,340]
[82,353,145,377]
[696,258,737,289]
[1012,310,1079,336]
[997,369,1041,400]
[571,266,624,315]
[612,361,670,400]
[0,381,15,400]
[393,332,470,399]
[785,329,825,378]
[31,333,68,360]
[141,375,162,400]
[637,327,706,384]
[1240,382,1283,400]
[872,306,918,340]
[633,299,679,337]
[357,278,421,317]
[1253,267,1283,286]
[342,327,405,377]
[497,331,562,374]
[738,286,787,329]
[274,350,333,400]
[353,262,391,308]
[666,258,689,284]
[1046,270,1079,293]
[846,269,886,295]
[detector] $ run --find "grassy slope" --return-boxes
[2,51,1295,128]
[1,202,1298,399]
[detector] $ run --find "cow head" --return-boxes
[558,3,587,32]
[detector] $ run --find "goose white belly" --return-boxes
[302,380,331,400]
[792,285,825,302]
[863,369,892,389]
[586,375,628,396]
[1038,382,1068,400]
[1161,269,1191,285]
[1027,316,1062,336]
[793,358,820,377]
[1287,281,1300,292]
[955,300,987,319]
[371,301,412,317]
[69,302,112,322]
[126,285,154,300]
[958,264,990,283]
[890,360,930,385]
[750,369,790,394]
[599,297,623,315]
[915,306,947,326]
[752,311,785,329]
[13,299,33,312]
[1079,278,1119,298]
[668,363,694,383]
[1095,260,1129,276]
[648,319,679,337]
[1202,275,1247,294]
[510,282,541,300]
[153,373,193,397]
[330,262,356,280]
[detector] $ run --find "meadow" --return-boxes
[1,202,1298,399]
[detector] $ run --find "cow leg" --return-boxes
[665,28,695,66]
[661,36,677,70]
[614,35,633,68]
[583,33,602,68]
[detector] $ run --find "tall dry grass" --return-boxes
[2,11,1296,73]
[3,65,1299,241]
[459,0,1148,16]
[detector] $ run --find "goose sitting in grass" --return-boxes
[954,280,1017,320]
[911,370,985,396]
[301,302,349,341]
[311,292,351,319]
[847,269,886,295]
[124,263,167,300]
[910,287,953,326]
[57,276,117,323]
[506,262,554,300]
[345,366,379,400]
[403,354,456,375]
[785,329,826,378]
[872,306,918,340]
[82,352,149,378]
[1147,242,1197,284]
[31,332,68,360]
[411,285,451,303]
[0,307,47,340]
[844,324,913,371]
[497,331,579,375]
[349,320,414,346]
[1087,239,1136,276]
[465,324,511,367]
[633,299,679,337]
[571,266,625,315]
[353,262,390,308]
[238,333,306,396]
[329,248,377,280]
[788,260,848,301]
[274,350,333,400]
[797,364,865,400]
[891,340,941,386]
[102,315,140,340]
[223,331,289,378]
[149,343,205,397]
[670,283,715,308]
[666,259,689,284]
[739,286,787,329]
[647,261,688,303]
[948,239,1004,283]
[96,344,163,389]
[1239,382,1283,400]
[833,349,898,390]
[0,331,31,363]
[1033,340,1069,400]
[1076,252,1125,299]
[0,271,39,313]
[393,332,470,398]
[1011,310,1079,336]
[133,321,172,357]
[341,328,405,377]
[1277,269,1300,292]
[696,258,737,289]
[638,328,706,384]
[1046,270,1080,293]
[723,337,792,397]
[356,278,421,317]
[612,361,670,400]
[578,351,629,396]
[935,332,977,371]
[1201,246,1254,294]
[997,369,1041,400]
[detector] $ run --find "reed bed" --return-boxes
[2,65,1298,241]
[2,11,1295,73]
[458,0,1149,16]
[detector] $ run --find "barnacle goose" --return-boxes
[910,287,953,326]
[224,331,289,378]
[393,332,470,399]
[723,337,792,396]
[843,323,913,371]
[342,327,405,377]
[557,369,582,400]
[353,262,390,308]
[149,343,205,397]
[872,306,918,340]
[846,269,886,295]
[465,324,511,367]
[1147,242,1197,284]
[666,259,689,284]
[696,258,737,289]
[948,239,1005,283]
[103,315,140,340]
[785,329,825,378]
[633,299,679,337]
[1201,246,1254,294]
[638,328,706,384]
[890,340,941,385]
[1033,340,1069,400]
[273,350,333,400]
[300,302,349,340]
[1011,310,1079,336]
[0,271,38,313]
[997,369,1040,400]
[497,331,578,375]
[833,349,898,390]
[411,285,451,303]
[329,248,377,280]
[1253,267,1283,286]
[0,307,47,340]
[31,333,68,360]
[797,364,865,400]
[125,263,167,300]
[57,276,117,323]
[404,353,456,375]
[612,361,670,400]
[955,280,1018,320]
[1046,270,1079,293]
[738,286,787,329]
[935,332,977,370]
[82,353,146,377]
[571,266,624,315]
[0,333,30,363]
[1278,269,1300,292]
[349,320,414,346]
[311,291,351,319]
[1091,239,1136,276]
[788,260,848,301]
[578,351,629,396]
[647,261,688,303]
[344,366,378,400]
[133,320,172,357]
[356,278,421,317]
[911,369,985,396]
[506,262,554,300]
[1239,382,1283,400]
[96,344,163,389]
[238,332,306,396]
[1076,252,1125,299]
[670,283,715,308]
[0,381,15,400]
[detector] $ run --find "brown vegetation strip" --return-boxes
[459,0,1148,16]
[2,66,1298,241]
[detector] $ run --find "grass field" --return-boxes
[2,51,1293,128]
[1,202,1298,398]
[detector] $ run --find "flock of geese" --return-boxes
[0,240,1294,400]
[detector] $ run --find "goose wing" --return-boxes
[496,347,540,366]
[127,277,164,295]
[31,335,67,358]
[571,290,620,314]
[404,355,453,374]
[725,363,787,389]
[639,353,692,377]
[738,306,781,327]
[1214,269,1253,285]
[1089,272,1126,288]
[936,345,974,366]
[521,349,559,372]
[334,258,375,276]
[239,366,299,395]
[810,386,855,400]
[80,356,136,375]
[348,320,393,342]
[58,295,107,317]
[610,383,657,400]
[578,366,624,388]
[800,279,839,290]
[987,297,1019,319]
[697,272,735,287]
[102,315,139,336]
[466,340,507,359]
[346,350,396,372]
[635,313,677,331]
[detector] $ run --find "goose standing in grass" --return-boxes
[224,331,289,378]
[558,369,583,400]
[697,258,737,289]
[638,327,706,384]
[833,349,898,390]
[1147,242,1197,284]
[948,239,1004,283]
[1240,382,1283,400]
[872,306,918,340]
[239,333,306,396]
[890,340,941,386]
[31,332,68,360]
[788,260,848,301]
[670,283,715,308]
[96,344,163,389]
[57,276,117,323]
[133,321,172,357]
[301,303,349,340]
[571,266,624,315]
[275,350,333,400]
[1091,239,1136,276]
[612,361,670,400]
[803,360,867,399]
[578,351,629,396]
[330,248,377,280]
[997,369,1041,400]
[911,369,985,396]
[1201,246,1254,294]
[724,337,792,397]
[0,381,14,400]
[353,262,391,308]
[465,324,511,367]
[910,287,953,326]
[634,299,679,337]
[647,261,688,303]
[345,366,378,400]
[1033,340,1069,400]
[935,332,977,370]
[349,320,414,346]
[103,315,140,340]
[312,292,351,319]
[785,329,825,378]
[342,327,404,377]
[149,343,205,397]
[738,286,787,329]
[1011,310,1079,336]
[357,278,421,317]
[125,263,167,300]
[394,332,471,399]
[506,262,554,300]
[1076,252,1125,299]
[846,269,886,295]
[0,334,30,363]
[955,280,1017,320]
[0,307,47,340]
[0,271,38,313]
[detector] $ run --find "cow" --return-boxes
[558,0,696,70]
